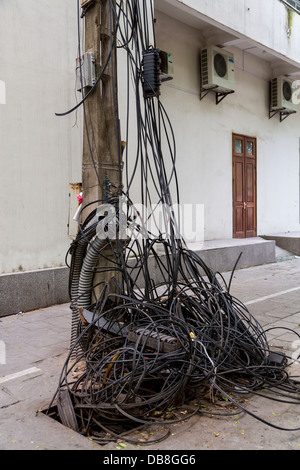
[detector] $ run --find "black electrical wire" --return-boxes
[49,0,300,446]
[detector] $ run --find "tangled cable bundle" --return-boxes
[51,230,300,443]
[49,0,300,444]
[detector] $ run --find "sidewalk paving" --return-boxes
[1,257,300,451]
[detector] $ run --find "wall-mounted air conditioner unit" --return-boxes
[201,45,235,94]
[271,76,297,114]
[159,50,174,82]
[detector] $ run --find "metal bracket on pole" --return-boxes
[80,0,96,17]
[81,0,95,7]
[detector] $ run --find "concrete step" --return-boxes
[261,232,300,256]
[0,237,276,317]
[127,237,276,287]
[187,237,276,274]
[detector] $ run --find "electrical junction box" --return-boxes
[68,183,82,239]
[201,45,235,94]
[76,52,96,92]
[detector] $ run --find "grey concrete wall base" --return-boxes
[261,232,300,256]
[127,237,276,289]
[0,238,275,317]
[0,267,70,317]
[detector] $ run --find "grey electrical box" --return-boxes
[76,52,96,92]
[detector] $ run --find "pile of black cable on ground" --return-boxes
[48,0,300,445]
[50,229,300,444]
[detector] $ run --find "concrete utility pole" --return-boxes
[81,0,122,210]
[80,0,123,296]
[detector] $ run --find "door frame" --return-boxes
[232,133,257,239]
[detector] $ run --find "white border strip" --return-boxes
[245,286,300,305]
[0,80,6,105]
[0,367,41,384]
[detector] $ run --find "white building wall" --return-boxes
[1,1,300,275]
[167,0,300,65]
[0,0,82,274]
[154,9,300,241]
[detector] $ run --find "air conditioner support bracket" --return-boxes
[216,90,235,105]
[200,87,235,105]
[269,109,297,122]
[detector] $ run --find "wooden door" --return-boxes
[233,134,257,238]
